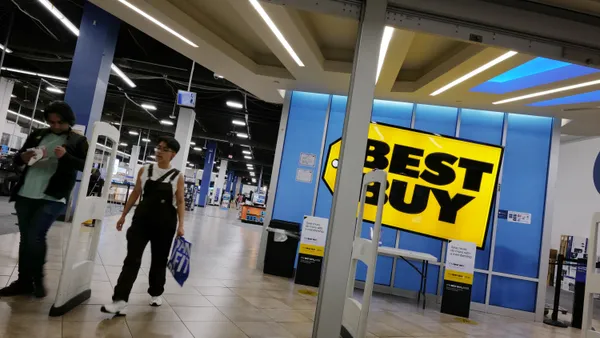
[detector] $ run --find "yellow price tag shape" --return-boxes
[322,123,503,248]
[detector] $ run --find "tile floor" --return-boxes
[0,204,588,337]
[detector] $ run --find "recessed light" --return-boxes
[232,120,246,126]
[142,138,150,142]
[193,147,202,151]
[160,119,173,126]
[117,0,199,47]
[250,172,255,176]
[129,131,139,136]
[242,150,251,155]
[248,0,304,67]
[244,155,252,159]
[430,51,518,96]
[376,26,394,83]
[141,103,157,110]
[227,101,244,109]
[252,178,257,183]
[237,133,249,139]
[46,86,64,94]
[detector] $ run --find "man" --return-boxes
[0,101,88,298]
[102,136,185,314]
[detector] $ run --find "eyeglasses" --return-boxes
[154,147,174,153]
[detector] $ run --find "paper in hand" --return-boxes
[27,146,47,166]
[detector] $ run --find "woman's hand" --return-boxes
[116,216,126,231]
[177,225,185,237]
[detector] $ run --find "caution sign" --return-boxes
[322,123,503,248]
[295,216,329,288]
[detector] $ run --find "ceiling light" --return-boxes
[38,0,80,36]
[1,67,68,81]
[0,43,12,54]
[7,109,48,126]
[142,138,150,142]
[237,133,249,139]
[493,78,600,105]
[193,147,202,151]
[242,150,251,155]
[160,119,173,126]
[227,101,244,109]
[252,178,257,183]
[141,103,157,110]
[561,119,572,127]
[232,120,246,126]
[119,142,128,146]
[129,130,139,136]
[190,141,196,145]
[248,0,304,67]
[10,94,15,98]
[376,26,394,83]
[250,172,255,176]
[244,156,252,159]
[111,64,136,88]
[118,0,198,47]
[46,86,64,94]
[430,51,518,96]
[111,122,120,125]
[277,89,286,98]
[214,73,224,79]
[149,154,156,158]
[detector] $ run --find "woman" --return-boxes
[102,136,185,314]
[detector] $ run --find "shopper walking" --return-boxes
[102,136,185,314]
[0,101,88,298]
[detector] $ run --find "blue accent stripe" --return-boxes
[471,57,600,94]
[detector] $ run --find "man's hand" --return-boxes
[177,225,185,237]
[54,146,66,159]
[20,150,36,163]
[116,216,126,231]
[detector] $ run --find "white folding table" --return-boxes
[377,247,438,309]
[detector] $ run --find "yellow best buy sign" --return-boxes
[322,123,503,248]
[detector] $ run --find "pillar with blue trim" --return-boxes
[64,2,120,136]
[198,141,216,207]
[225,171,233,194]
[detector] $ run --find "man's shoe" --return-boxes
[33,281,46,298]
[0,280,33,297]
[149,296,163,307]
[101,300,128,314]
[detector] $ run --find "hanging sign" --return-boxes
[441,240,476,318]
[295,216,329,287]
[322,123,503,248]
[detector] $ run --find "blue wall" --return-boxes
[271,91,554,313]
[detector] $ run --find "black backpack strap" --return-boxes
[169,169,180,182]
[147,164,154,178]
[156,168,178,182]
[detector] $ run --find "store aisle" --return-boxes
[0,204,588,337]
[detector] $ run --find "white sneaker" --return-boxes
[101,300,127,314]
[149,296,163,307]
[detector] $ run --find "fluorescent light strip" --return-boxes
[227,101,244,109]
[0,43,12,54]
[248,0,304,67]
[493,78,600,105]
[118,0,198,48]
[38,0,80,36]
[110,64,136,88]
[1,67,68,81]
[376,26,394,84]
[431,51,518,96]
[141,103,157,110]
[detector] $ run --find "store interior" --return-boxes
[1,0,600,337]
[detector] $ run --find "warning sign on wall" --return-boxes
[322,123,503,248]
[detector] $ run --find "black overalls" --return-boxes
[113,164,180,302]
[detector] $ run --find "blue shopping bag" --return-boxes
[167,236,192,286]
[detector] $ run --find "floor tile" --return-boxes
[235,321,295,338]
[0,319,62,338]
[184,321,248,338]
[62,319,132,338]
[127,321,194,338]
[163,294,213,307]
[172,306,230,322]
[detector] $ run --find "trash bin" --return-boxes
[263,220,300,278]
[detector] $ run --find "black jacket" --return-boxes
[10,128,89,201]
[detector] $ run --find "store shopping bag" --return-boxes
[167,236,192,286]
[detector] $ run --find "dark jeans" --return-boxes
[14,197,66,282]
[113,219,176,302]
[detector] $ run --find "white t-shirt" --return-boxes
[139,164,182,207]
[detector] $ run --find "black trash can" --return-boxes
[263,220,300,278]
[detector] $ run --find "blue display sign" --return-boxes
[177,90,197,108]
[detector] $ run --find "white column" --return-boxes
[212,160,228,204]
[313,1,387,337]
[129,145,140,178]
[172,107,196,173]
[0,77,15,140]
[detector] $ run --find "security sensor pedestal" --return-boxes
[580,212,600,337]
[341,170,387,338]
[50,122,119,316]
